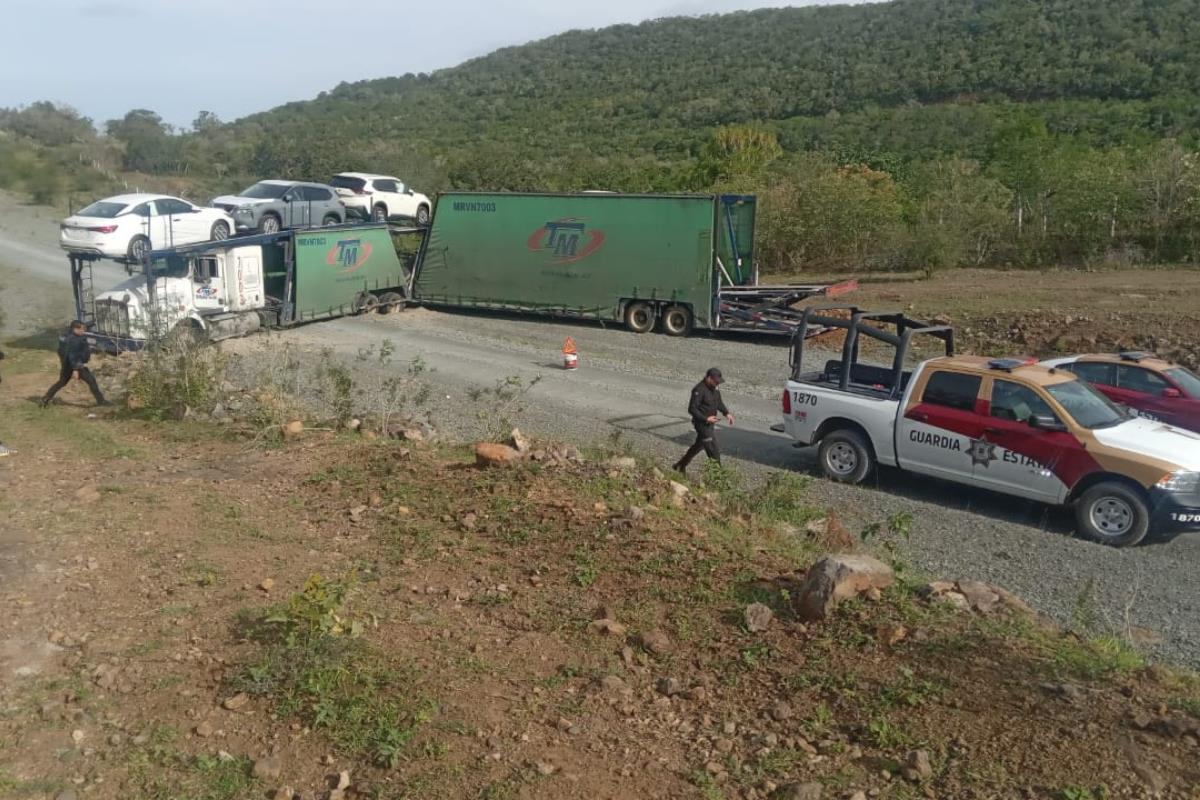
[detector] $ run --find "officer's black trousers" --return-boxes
[676,422,720,469]
[43,363,105,404]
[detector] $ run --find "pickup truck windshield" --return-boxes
[1045,379,1127,429]
[1165,367,1200,398]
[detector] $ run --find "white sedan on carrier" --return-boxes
[60,193,234,262]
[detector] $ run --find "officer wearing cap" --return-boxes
[673,367,734,475]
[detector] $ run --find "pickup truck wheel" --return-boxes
[1075,482,1150,547]
[624,302,654,334]
[818,429,874,484]
[661,305,692,336]
[258,214,281,234]
[372,204,388,223]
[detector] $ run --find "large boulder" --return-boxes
[795,554,894,622]
[475,442,522,467]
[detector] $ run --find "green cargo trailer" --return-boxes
[412,192,855,336]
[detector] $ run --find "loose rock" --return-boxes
[770,782,822,800]
[640,628,673,656]
[902,749,933,782]
[253,754,283,781]
[590,618,627,637]
[475,442,522,467]
[744,603,774,633]
[795,554,894,622]
[222,692,249,711]
[509,428,531,453]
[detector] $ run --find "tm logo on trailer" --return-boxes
[526,218,605,265]
[326,239,374,273]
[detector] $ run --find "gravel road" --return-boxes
[2,190,1197,668]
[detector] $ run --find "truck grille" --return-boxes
[94,298,131,339]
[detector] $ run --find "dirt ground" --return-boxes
[842,268,1200,370]
[1,349,1198,800]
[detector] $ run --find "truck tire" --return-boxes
[661,305,692,336]
[625,302,654,334]
[127,235,151,263]
[818,429,874,484]
[416,205,431,226]
[378,292,405,314]
[372,204,388,223]
[1075,482,1150,547]
[258,214,281,234]
[353,292,380,315]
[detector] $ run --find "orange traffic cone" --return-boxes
[562,337,579,370]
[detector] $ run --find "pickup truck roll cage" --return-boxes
[789,305,955,399]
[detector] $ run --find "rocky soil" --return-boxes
[1,350,1199,799]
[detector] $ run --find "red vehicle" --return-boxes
[1043,353,1200,433]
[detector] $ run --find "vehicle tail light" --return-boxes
[782,389,792,415]
[88,225,119,234]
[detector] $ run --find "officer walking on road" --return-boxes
[40,321,108,407]
[672,367,733,475]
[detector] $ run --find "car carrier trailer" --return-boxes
[72,192,855,349]
[412,192,856,336]
[71,223,418,351]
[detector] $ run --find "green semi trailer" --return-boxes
[412,192,855,335]
[73,223,416,350]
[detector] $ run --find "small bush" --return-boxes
[126,332,227,420]
[233,575,433,768]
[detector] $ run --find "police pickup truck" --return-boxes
[781,308,1200,547]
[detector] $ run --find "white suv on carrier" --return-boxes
[330,172,431,226]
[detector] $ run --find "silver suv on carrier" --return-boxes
[210,180,345,234]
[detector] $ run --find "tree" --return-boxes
[693,125,783,187]
[1136,139,1200,261]
[905,159,1013,272]
[106,109,181,173]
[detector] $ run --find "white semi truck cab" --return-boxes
[71,223,416,350]
[87,243,269,346]
[781,307,1200,547]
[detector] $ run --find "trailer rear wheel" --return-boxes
[661,305,692,336]
[624,302,654,334]
[378,292,405,314]
[352,291,380,315]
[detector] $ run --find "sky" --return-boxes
[0,0,865,129]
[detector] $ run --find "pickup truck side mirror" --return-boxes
[1029,414,1068,433]
[1163,387,1183,399]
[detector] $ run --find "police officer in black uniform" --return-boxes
[40,321,108,407]
[673,367,734,474]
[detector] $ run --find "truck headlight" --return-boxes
[1157,471,1200,493]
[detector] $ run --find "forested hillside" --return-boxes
[5,0,1200,271]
